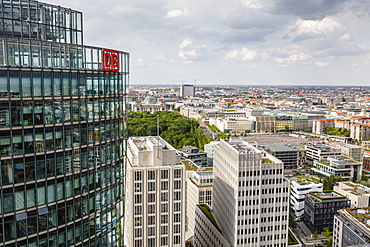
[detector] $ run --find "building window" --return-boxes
[135,171,142,181]
[161,170,168,179]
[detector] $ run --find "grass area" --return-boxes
[262,158,274,164]
[288,230,299,245]
[197,204,222,233]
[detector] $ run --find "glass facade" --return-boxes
[0,0,129,246]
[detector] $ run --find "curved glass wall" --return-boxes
[0,1,129,246]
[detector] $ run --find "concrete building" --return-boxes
[260,144,305,169]
[313,156,362,182]
[334,182,370,208]
[333,208,370,247]
[255,115,275,133]
[0,1,129,246]
[333,143,364,163]
[125,136,186,247]
[290,179,323,217]
[305,144,341,162]
[212,138,290,247]
[186,169,213,235]
[177,146,208,167]
[181,84,195,97]
[304,191,349,233]
[194,204,230,247]
[312,119,336,134]
[214,117,254,133]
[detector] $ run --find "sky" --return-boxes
[47,0,370,86]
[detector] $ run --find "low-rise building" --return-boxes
[334,182,370,208]
[290,179,323,218]
[333,143,364,163]
[313,156,362,182]
[333,208,370,247]
[260,144,305,169]
[306,144,341,162]
[304,191,349,233]
[177,146,207,167]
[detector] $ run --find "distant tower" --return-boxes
[212,138,290,246]
[180,84,195,97]
[125,136,186,247]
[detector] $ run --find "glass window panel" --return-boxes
[47,184,55,203]
[3,193,14,213]
[37,186,46,206]
[15,191,25,210]
[26,188,36,208]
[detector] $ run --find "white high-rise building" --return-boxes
[212,138,290,247]
[180,84,195,97]
[125,136,186,247]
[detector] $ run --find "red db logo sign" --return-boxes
[102,49,120,71]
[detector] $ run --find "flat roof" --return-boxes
[262,144,297,152]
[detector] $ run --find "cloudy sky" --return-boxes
[48,0,370,86]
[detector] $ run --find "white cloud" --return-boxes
[315,61,328,67]
[178,39,211,62]
[165,9,190,18]
[225,47,258,61]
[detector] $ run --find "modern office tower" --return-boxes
[180,84,195,97]
[212,138,290,247]
[304,191,349,233]
[125,136,186,247]
[0,0,129,246]
[333,208,370,247]
[290,179,323,218]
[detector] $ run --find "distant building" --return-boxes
[255,115,275,133]
[304,191,349,233]
[125,136,186,247]
[333,143,364,163]
[131,96,174,113]
[363,156,370,172]
[333,208,370,247]
[204,141,220,167]
[290,179,323,217]
[181,84,195,97]
[177,146,207,167]
[313,156,362,182]
[305,144,341,162]
[212,138,290,246]
[260,144,305,169]
[212,117,254,133]
[334,182,370,208]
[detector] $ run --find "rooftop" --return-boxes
[309,191,346,200]
[261,144,298,152]
[197,204,222,233]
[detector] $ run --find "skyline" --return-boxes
[48,0,370,86]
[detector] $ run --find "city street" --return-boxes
[292,222,328,247]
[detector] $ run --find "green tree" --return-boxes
[323,175,342,190]
[312,231,319,243]
[326,237,333,247]
[289,210,297,228]
[322,228,332,237]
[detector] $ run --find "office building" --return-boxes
[290,179,323,217]
[333,208,370,247]
[177,146,207,167]
[212,138,290,247]
[260,144,305,169]
[125,136,186,247]
[305,144,341,162]
[186,168,213,234]
[304,191,349,233]
[180,84,195,97]
[313,156,362,182]
[0,0,129,246]
[334,182,370,208]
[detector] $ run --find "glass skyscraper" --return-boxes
[0,0,129,246]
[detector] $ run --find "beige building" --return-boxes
[255,115,275,133]
[334,182,370,208]
[125,136,186,247]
